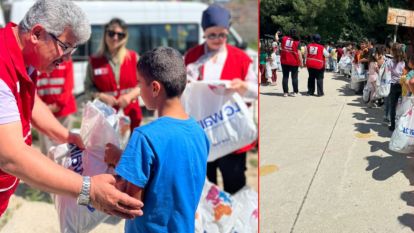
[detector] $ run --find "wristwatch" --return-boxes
[77,176,91,206]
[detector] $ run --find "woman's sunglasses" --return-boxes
[107,30,126,39]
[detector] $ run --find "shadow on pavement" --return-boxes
[259,92,285,97]
[398,214,414,231]
[348,91,414,230]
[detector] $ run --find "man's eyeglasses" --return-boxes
[107,30,126,40]
[205,33,228,40]
[49,33,77,55]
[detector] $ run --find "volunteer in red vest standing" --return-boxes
[37,60,77,154]
[85,18,142,132]
[306,34,329,96]
[0,0,143,218]
[280,28,303,97]
[184,4,258,194]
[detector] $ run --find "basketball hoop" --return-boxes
[396,16,406,25]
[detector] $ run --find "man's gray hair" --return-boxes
[19,0,91,44]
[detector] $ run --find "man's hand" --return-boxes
[227,79,248,96]
[98,93,118,107]
[105,143,122,168]
[90,174,144,219]
[68,131,85,150]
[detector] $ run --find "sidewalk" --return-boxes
[260,69,414,232]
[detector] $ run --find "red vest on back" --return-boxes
[37,60,76,117]
[306,43,325,69]
[0,23,36,216]
[184,44,255,154]
[280,36,300,66]
[184,44,252,81]
[89,50,142,130]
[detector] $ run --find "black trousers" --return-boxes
[207,152,247,194]
[389,83,402,129]
[307,68,324,96]
[281,64,299,94]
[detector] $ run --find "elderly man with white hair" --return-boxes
[0,0,143,218]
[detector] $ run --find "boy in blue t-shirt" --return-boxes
[104,47,210,233]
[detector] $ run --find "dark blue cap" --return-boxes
[201,4,231,31]
[313,34,321,42]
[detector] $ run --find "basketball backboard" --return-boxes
[387,7,414,27]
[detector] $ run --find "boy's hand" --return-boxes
[105,143,122,168]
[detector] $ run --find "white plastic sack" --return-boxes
[195,180,258,233]
[362,83,371,103]
[389,104,414,153]
[375,64,391,98]
[396,97,414,123]
[275,55,282,70]
[181,81,257,162]
[265,62,272,79]
[49,100,121,233]
[351,64,367,82]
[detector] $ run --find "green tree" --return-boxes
[260,0,409,45]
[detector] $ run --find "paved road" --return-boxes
[260,69,414,233]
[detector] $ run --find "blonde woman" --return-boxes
[85,18,142,130]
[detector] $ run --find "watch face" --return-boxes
[77,195,90,206]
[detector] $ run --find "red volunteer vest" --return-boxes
[89,50,142,130]
[280,36,300,66]
[37,60,76,117]
[306,43,325,69]
[0,23,37,216]
[184,44,251,81]
[185,44,256,154]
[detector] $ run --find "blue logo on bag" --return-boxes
[402,127,414,137]
[198,102,241,129]
[68,143,83,175]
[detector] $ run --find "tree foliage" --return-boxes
[260,0,414,45]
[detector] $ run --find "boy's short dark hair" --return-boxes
[138,47,187,98]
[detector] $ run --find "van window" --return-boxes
[72,23,199,61]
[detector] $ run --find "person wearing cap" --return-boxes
[305,34,329,96]
[185,4,258,194]
[280,28,303,97]
[0,0,143,218]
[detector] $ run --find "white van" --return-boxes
[9,1,257,95]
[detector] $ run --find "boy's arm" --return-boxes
[106,144,145,201]
[126,182,144,201]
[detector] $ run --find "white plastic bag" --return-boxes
[351,64,367,82]
[389,104,414,153]
[49,100,121,233]
[362,83,371,103]
[230,187,258,233]
[181,81,257,162]
[375,64,391,98]
[396,97,414,123]
[195,180,258,233]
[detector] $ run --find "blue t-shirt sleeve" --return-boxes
[115,131,154,188]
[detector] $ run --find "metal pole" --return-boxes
[394,24,398,43]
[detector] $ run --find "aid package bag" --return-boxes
[389,103,414,153]
[48,100,121,233]
[181,81,257,162]
[195,180,258,233]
